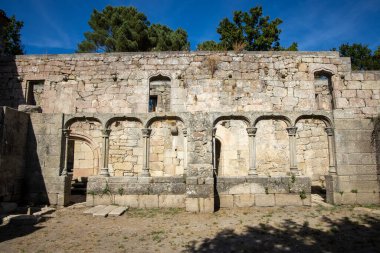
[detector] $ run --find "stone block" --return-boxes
[199,197,214,213]
[139,195,159,208]
[233,194,255,207]
[219,195,234,208]
[275,194,303,206]
[124,195,139,208]
[255,194,275,207]
[356,193,380,205]
[341,192,357,204]
[185,198,199,212]
[158,195,186,208]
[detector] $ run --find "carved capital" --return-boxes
[141,128,152,138]
[62,129,71,138]
[246,127,257,137]
[182,128,188,137]
[325,127,334,136]
[286,127,297,136]
[101,129,112,137]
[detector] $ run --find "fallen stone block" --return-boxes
[108,206,128,217]
[83,205,106,215]
[93,205,119,217]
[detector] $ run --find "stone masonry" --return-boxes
[0,51,379,212]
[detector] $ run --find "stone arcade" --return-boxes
[0,51,379,212]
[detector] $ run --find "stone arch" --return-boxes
[64,116,102,130]
[68,133,100,178]
[148,118,186,177]
[313,69,335,110]
[253,115,292,127]
[214,119,250,176]
[145,115,185,129]
[295,114,333,128]
[254,116,291,176]
[148,74,172,113]
[105,116,143,130]
[108,118,144,176]
[213,115,251,128]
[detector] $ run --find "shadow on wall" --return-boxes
[0,55,25,108]
[375,117,380,189]
[184,216,380,253]
[22,117,48,205]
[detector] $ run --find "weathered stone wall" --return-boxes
[0,51,351,114]
[0,107,28,202]
[0,51,379,209]
[296,119,329,184]
[25,113,70,206]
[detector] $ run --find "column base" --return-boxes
[290,167,299,176]
[248,170,258,176]
[100,168,110,177]
[328,166,337,175]
[141,169,150,177]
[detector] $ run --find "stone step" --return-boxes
[93,205,119,217]
[108,206,128,217]
[83,205,106,215]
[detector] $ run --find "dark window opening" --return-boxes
[26,80,44,105]
[149,95,158,112]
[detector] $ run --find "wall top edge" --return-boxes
[0,50,340,60]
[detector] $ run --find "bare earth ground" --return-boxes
[1,204,380,253]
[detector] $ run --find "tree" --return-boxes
[0,9,24,55]
[77,6,189,53]
[196,40,226,51]
[338,43,380,70]
[197,6,296,51]
[149,24,189,51]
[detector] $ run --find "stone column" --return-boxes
[246,127,258,176]
[212,127,217,172]
[100,129,111,177]
[183,128,188,174]
[287,127,298,175]
[325,127,337,175]
[62,129,71,176]
[141,128,152,177]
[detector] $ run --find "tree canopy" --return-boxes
[336,43,380,70]
[197,6,297,51]
[0,9,24,55]
[77,6,189,53]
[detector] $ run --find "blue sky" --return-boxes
[2,0,380,54]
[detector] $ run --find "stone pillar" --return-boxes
[183,128,188,174]
[212,127,217,172]
[246,127,258,176]
[100,129,111,177]
[62,129,71,176]
[325,127,337,175]
[287,127,298,175]
[141,128,152,177]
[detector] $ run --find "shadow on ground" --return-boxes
[184,215,380,253]
[0,217,47,243]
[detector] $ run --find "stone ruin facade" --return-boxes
[0,51,379,212]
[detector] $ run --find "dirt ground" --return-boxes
[1,204,380,253]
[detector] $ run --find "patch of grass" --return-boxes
[150,230,166,243]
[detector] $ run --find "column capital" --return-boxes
[101,129,111,137]
[182,128,188,137]
[325,127,334,136]
[246,127,257,137]
[142,128,152,138]
[62,129,71,137]
[286,127,297,136]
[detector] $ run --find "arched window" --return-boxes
[149,75,171,112]
[314,71,334,110]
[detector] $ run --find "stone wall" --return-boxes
[0,51,379,210]
[25,113,69,206]
[0,107,28,202]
